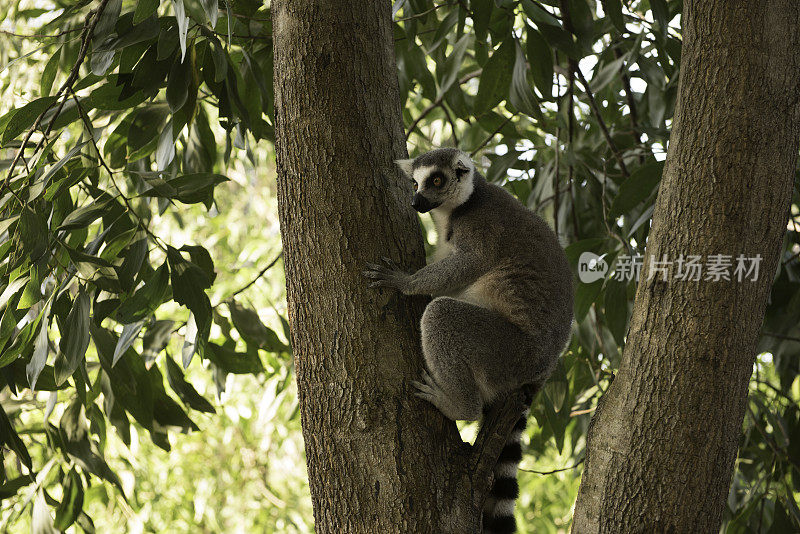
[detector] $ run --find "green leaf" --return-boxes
[155,120,175,171]
[40,48,61,97]
[94,0,121,38]
[140,172,228,204]
[200,0,218,27]
[142,319,173,363]
[650,0,670,31]
[209,37,228,83]
[58,398,124,493]
[27,305,50,390]
[0,96,58,147]
[228,301,290,353]
[574,279,602,323]
[541,388,567,452]
[437,34,471,98]
[589,56,626,93]
[166,55,190,112]
[58,199,110,231]
[116,263,170,323]
[472,0,492,43]
[172,0,189,60]
[54,469,84,530]
[0,476,32,500]
[165,354,215,413]
[609,162,664,217]
[168,247,211,363]
[525,25,553,98]
[205,342,263,375]
[55,289,91,386]
[157,22,179,61]
[509,40,542,120]
[604,278,628,345]
[474,39,515,114]
[92,324,154,432]
[602,0,624,31]
[134,0,160,24]
[0,276,29,313]
[113,320,145,366]
[0,403,31,470]
[181,312,199,368]
[180,245,216,284]
[537,23,585,60]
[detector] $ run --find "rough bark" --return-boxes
[271,2,519,532]
[572,3,800,533]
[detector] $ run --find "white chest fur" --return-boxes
[430,209,454,261]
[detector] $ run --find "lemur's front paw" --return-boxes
[411,369,443,404]
[363,257,410,291]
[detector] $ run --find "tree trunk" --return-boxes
[271,2,513,532]
[572,3,800,532]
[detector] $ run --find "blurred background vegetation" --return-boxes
[0,0,798,532]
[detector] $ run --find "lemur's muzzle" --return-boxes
[412,193,439,213]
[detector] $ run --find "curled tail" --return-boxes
[482,407,530,534]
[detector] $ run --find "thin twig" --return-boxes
[613,46,645,164]
[761,331,800,343]
[69,88,168,252]
[0,28,81,39]
[396,2,455,22]
[229,252,283,299]
[470,113,515,157]
[519,457,584,475]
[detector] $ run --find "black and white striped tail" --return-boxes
[482,409,529,534]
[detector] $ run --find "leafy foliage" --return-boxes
[0,0,798,532]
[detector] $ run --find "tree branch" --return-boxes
[406,70,482,140]
[2,0,114,194]
[574,67,630,179]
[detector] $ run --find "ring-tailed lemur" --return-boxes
[364,148,573,534]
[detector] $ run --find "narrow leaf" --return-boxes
[0,404,31,470]
[172,0,189,61]
[40,48,61,97]
[155,120,175,171]
[200,0,219,27]
[54,469,84,530]
[55,289,91,385]
[509,40,542,120]
[181,313,198,368]
[609,162,664,217]
[27,305,50,390]
[134,0,160,24]
[166,354,215,413]
[437,34,471,98]
[113,320,146,366]
[474,39,515,113]
[0,97,58,147]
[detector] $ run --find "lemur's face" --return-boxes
[396,150,474,214]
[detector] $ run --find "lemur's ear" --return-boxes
[395,159,414,177]
[453,155,472,181]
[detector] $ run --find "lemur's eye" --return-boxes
[412,181,418,191]
[433,176,442,187]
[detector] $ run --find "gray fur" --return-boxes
[366,148,573,417]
